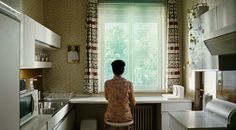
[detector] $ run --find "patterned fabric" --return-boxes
[167,0,181,91]
[84,0,99,94]
[104,76,136,123]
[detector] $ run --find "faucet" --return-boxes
[25,75,43,90]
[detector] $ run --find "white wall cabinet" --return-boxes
[217,0,236,29]
[189,8,218,70]
[35,22,61,49]
[199,9,218,70]
[161,102,192,130]
[21,14,61,69]
[189,0,236,71]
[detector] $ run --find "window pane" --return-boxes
[133,23,159,90]
[103,23,129,80]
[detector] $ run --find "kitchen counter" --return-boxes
[70,96,192,130]
[69,96,192,104]
[169,111,228,129]
[20,115,51,130]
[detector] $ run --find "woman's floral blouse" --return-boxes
[104,76,136,123]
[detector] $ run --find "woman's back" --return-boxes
[104,76,135,122]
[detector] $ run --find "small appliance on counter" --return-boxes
[205,98,236,128]
[169,98,236,129]
[162,85,184,99]
[202,93,213,111]
[20,89,39,126]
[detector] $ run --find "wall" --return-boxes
[182,0,225,99]
[42,0,87,94]
[21,0,44,24]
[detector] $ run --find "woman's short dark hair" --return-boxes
[111,60,125,76]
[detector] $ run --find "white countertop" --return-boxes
[169,111,227,129]
[69,96,192,104]
[20,114,51,130]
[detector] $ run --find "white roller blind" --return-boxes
[98,3,166,91]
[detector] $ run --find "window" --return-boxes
[98,2,166,91]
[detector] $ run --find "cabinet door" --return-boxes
[162,112,169,130]
[201,7,217,34]
[189,18,203,70]
[39,124,48,130]
[21,14,36,68]
[55,108,75,130]
[189,11,219,70]
[200,11,218,70]
[35,22,61,49]
[169,116,187,130]
[161,102,191,130]
[217,0,236,29]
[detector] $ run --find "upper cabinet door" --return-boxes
[35,22,61,49]
[21,14,36,68]
[217,0,236,29]
[200,8,218,70]
[200,8,217,34]
[189,18,203,70]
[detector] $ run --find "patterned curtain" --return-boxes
[166,0,181,91]
[84,0,98,94]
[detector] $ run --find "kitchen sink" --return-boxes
[39,92,72,115]
[39,100,67,115]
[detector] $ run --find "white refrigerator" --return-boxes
[0,1,20,130]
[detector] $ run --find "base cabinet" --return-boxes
[161,102,192,130]
[169,116,187,130]
[54,108,75,130]
[39,124,48,130]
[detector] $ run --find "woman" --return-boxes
[104,60,136,130]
